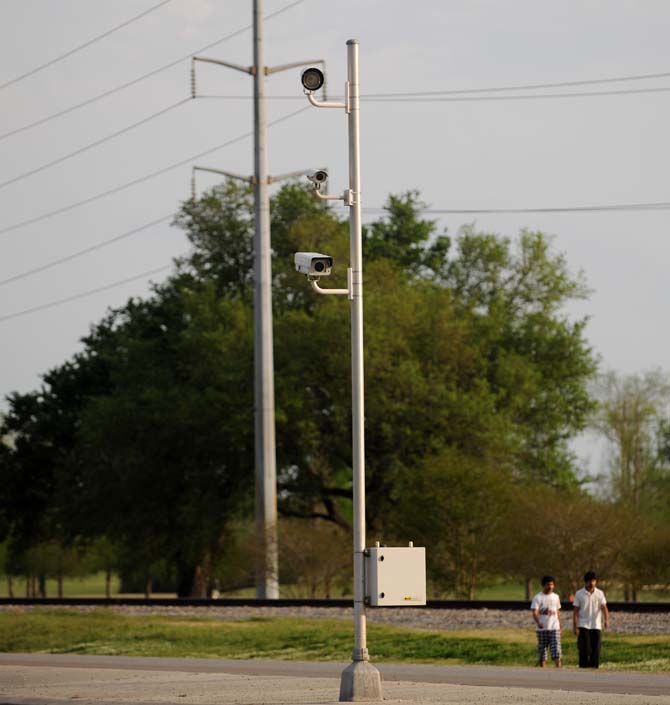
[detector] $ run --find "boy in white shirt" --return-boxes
[573,570,609,668]
[530,575,562,668]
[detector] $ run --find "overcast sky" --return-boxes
[1,0,669,471]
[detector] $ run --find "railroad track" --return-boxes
[1,597,668,612]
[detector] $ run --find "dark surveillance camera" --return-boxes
[301,67,324,92]
[306,169,328,185]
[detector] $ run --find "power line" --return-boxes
[196,67,670,102]
[0,0,307,143]
[4,198,666,323]
[363,85,670,103]
[0,0,174,92]
[0,214,173,288]
[0,99,190,191]
[0,265,174,324]
[0,105,309,238]
[7,198,670,290]
[359,202,670,215]
[364,70,670,98]
[200,84,670,102]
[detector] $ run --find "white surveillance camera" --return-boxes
[306,169,328,187]
[301,67,325,92]
[294,252,333,277]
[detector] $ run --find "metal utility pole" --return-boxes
[191,0,325,599]
[251,0,278,601]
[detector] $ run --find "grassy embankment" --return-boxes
[0,610,668,671]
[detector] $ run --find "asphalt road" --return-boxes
[1,653,669,705]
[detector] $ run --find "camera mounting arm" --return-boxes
[301,66,347,110]
[306,92,346,110]
[309,269,353,299]
[313,187,348,202]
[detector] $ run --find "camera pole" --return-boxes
[300,40,383,702]
[340,39,382,703]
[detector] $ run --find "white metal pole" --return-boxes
[253,0,279,600]
[340,39,382,702]
[347,38,367,662]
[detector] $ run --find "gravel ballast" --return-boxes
[2,603,669,634]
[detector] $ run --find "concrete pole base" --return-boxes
[339,660,383,702]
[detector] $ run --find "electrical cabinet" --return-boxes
[365,543,426,606]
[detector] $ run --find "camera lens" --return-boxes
[301,67,324,92]
[314,261,325,273]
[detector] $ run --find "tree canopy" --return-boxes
[0,182,602,597]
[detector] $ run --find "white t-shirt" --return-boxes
[573,587,607,629]
[530,591,561,631]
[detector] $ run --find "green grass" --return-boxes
[474,581,670,602]
[0,573,177,599]
[1,574,528,600]
[0,610,668,671]
[3,573,667,601]
[1,573,121,599]
[472,581,527,600]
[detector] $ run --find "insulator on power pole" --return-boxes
[190,59,197,99]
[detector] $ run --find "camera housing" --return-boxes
[301,67,325,92]
[294,252,334,277]
[306,169,328,187]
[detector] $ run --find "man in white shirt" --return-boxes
[530,575,562,668]
[573,570,609,668]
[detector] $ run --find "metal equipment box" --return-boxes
[365,543,426,606]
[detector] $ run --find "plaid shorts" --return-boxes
[536,629,562,662]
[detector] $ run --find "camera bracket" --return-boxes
[308,268,353,300]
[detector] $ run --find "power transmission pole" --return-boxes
[251,0,278,601]
[191,0,324,599]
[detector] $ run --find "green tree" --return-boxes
[391,448,512,598]
[592,370,670,598]
[174,181,255,299]
[0,182,599,598]
[495,484,635,597]
[594,369,670,513]
[76,277,255,597]
[277,519,351,598]
[364,191,449,275]
[87,537,122,599]
[265,197,595,592]
[0,349,111,590]
[653,419,670,520]
[623,526,670,593]
[441,228,596,486]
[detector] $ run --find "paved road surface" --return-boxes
[1,654,668,705]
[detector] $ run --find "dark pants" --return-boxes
[577,628,602,668]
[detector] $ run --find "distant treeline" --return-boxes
[1,183,669,599]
